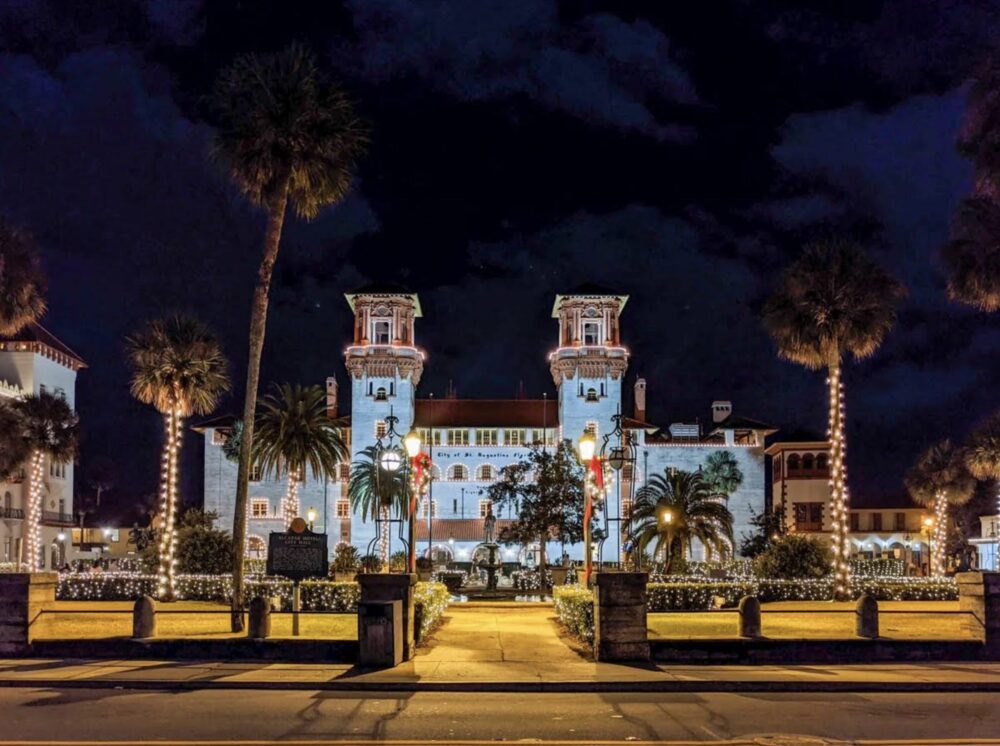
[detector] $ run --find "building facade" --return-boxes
[0,324,84,569]
[765,440,932,572]
[200,285,773,564]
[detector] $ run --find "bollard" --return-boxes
[132,595,157,639]
[248,597,271,639]
[738,595,761,638]
[856,593,879,639]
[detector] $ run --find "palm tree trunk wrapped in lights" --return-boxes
[282,473,299,530]
[763,240,904,599]
[126,315,230,602]
[13,392,79,571]
[24,451,44,571]
[156,402,183,599]
[905,439,974,578]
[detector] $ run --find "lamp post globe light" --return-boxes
[366,408,416,572]
[307,506,317,531]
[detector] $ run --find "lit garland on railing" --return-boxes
[154,404,183,600]
[827,368,851,599]
[23,450,44,571]
[281,472,299,530]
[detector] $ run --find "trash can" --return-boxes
[358,599,403,668]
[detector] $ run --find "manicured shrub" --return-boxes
[413,581,449,640]
[754,534,831,579]
[849,558,905,577]
[553,585,593,642]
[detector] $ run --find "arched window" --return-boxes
[476,464,496,482]
[447,464,468,481]
[787,454,801,473]
[802,453,815,471]
[585,388,598,402]
[430,464,442,481]
[374,387,387,401]
[816,453,828,472]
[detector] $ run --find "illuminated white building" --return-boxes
[200,285,773,564]
[0,323,84,568]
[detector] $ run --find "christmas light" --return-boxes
[156,404,182,600]
[281,472,300,529]
[23,450,44,571]
[826,368,851,600]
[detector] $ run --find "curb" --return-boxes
[2,677,1000,693]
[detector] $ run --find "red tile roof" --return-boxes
[415,518,515,542]
[414,399,557,428]
[0,322,86,370]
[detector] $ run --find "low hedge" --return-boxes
[553,585,594,642]
[647,582,753,611]
[413,581,449,640]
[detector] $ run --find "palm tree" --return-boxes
[348,446,408,569]
[0,399,29,482]
[210,43,366,628]
[941,196,1000,312]
[626,469,734,572]
[965,412,1000,537]
[14,392,78,570]
[905,439,975,577]
[0,219,47,336]
[253,383,348,529]
[126,315,230,600]
[702,450,743,498]
[762,239,905,598]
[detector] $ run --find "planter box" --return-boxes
[550,567,569,587]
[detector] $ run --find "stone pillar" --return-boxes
[738,596,761,638]
[132,596,157,639]
[593,572,649,661]
[359,573,417,660]
[248,597,271,639]
[0,572,57,655]
[855,594,879,639]
[957,571,1000,650]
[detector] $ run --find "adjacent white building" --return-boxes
[199,285,774,564]
[0,323,85,569]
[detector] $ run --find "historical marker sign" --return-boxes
[266,531,328,581]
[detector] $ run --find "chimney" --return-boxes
[711,400,732,424]
[326,376,338,418]
[634,378,647,422]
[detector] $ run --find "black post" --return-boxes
[292,579,301,637]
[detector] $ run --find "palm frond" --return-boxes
[14,391,79,461]
[125,314,230,416]
[0,219,47,336]
[252,383,348,482]
[966,411,1000,480]
[905,439,975,507]
[762,239,906,369]
[348,445,407,522]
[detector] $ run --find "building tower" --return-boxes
[549,285,629,444]
[344,283,424,458]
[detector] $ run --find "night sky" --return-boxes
[2,1,998,521]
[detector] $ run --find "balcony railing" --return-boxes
[41,511,74,526]
[0,506,24,520]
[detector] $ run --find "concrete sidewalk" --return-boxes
[3,658,1000,693]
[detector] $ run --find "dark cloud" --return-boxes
[337,0,697,140]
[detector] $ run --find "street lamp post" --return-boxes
[922,515,936,576]
[659,508,674,571]
[578,430,597,586]
[599,408,637,570]
[404,429,422,573]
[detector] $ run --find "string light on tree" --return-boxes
[827,368,851,599]
[23,450,44,571]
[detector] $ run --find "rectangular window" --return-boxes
[894,512,906,531]
[336,500,350,518]
[39,384,46,395]
[793,502,823,531]
[621,498,632,517]
[375,420,388,439]
[871,513,883,531]
[530,428,556,445]
[849,512,860,532]
[249,465,262,483]
[505,429,524,446]
[582,321,601,346]
[419,499,438,518]
[250,499,269,518]
[585,421,598,437]
[479,500,493,518]
[338,463,350,482]
[447,429,469,446]
[476,429,498,446]
[372,320,391,345]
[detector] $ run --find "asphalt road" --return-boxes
[0,687,998,744]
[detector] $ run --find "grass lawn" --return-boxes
[648,601,972,640]
[32,601,357,640]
